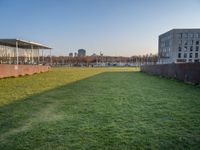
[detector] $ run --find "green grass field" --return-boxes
[0,67,200,149]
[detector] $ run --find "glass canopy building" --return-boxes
[0,39,52,64]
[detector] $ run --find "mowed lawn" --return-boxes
[0,67,200,149]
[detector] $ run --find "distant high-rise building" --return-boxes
[69,53,73,57]
[159,29,200,64]
[78,49,86,56]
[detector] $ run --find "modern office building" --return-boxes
[78,49,86,57]
[158,29,200,64]
[69,52,73,57]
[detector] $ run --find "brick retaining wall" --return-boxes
[0,64,50,78]
[141,64,200,84]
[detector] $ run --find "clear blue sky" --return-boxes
[0,0,200,56]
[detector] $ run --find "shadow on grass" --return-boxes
[0,71,135,136]
[0,71,200,149]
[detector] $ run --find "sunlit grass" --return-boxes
[0,67,136,106]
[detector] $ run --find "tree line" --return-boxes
[41,54,158,66]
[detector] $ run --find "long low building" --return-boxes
[0,39,52,78]
[0,39,52,64]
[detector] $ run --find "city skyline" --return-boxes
[0,0,200,56]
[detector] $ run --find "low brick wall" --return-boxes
[0,64,50,78]
[141,63,200,84]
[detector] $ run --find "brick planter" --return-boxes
[0,64,50,78]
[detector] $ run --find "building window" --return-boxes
[188,40,194,45]
[184,41,188,45]
[196,41,199,45]
[169,41,172,46]
[184,46,187,51]
[189,59,193,62]
[178,53,181,58]
[178,33,182,38]
[178,47,182,51]
[194,59,199,63]
[184,53,187,58]
[163,48,165,52]
[165,40,170,47]
[195,53,198,58]
[196,46,199,51]
[190,46,193,51]
[195,33,199,38]
[189,33,194,38]
[189,53,193,58]
[183,33,188,38]
[178,40,182,45]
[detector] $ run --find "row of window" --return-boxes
[178,33,200,38]
[160,40,171,47]
[178,40,199,46]
[178,53,199,59]
[160,35,172,42]
[189,59,199,63]
[159,51,169,57]
[160,48,171,53]
[178,46,199,52]
[176,59,200,63]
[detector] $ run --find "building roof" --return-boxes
[159,28,200,37]
[0,39,51,49]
